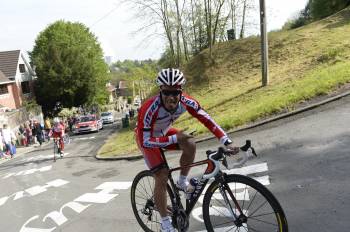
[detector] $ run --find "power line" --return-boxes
[90,4,120,28]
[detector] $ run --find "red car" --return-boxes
[73,115,103,134]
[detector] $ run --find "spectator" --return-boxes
[25,121,32,146]
[0,130,7,159]
[44,117,51,141]
[33,120,43,146]
[2,124,16,158]
[17,124,27,146]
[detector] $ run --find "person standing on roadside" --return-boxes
[2,124,16,158]
[44,117,51,141]
[25,121,32,146]
[34,120,43,146]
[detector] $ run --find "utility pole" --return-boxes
[259,0,269,86]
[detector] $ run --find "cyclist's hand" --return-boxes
[176,130,194,143]
[225,145,240,155]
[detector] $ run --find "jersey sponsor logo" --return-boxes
[144,98,160,126]
[181,96,198,110]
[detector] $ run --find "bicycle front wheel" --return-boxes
[130,170,175,232]
[202,174,288,232]
[63,134,71,144]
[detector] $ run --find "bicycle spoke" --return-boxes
[246,224,260,232]
[138,177,153,199]
[135,185,149,198]
[249,211,276,218]
[248,200,268,217]
[136,186,151,200]
[245,189,258,212]
[135,193,150,202]
[242,184,248,210]
[140,177,152,199]
[248,216,278,227]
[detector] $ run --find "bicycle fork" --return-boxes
[219,182,247,227]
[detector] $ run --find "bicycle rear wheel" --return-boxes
[130,170,175,232]
[203,174,288,232]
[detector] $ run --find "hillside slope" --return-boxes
[98,7,350,157]
[179,6,350,133]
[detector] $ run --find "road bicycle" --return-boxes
[53,137,63,162]
[131,140,288,231]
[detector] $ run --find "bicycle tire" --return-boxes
[63,134,71,144]
[130,170,175,232]
[53,140,58,162]
[202,174,288,232]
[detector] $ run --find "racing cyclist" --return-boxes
[135,68,239,232]
[51,117,65,157]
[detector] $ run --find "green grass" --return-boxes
[98,7,350,157]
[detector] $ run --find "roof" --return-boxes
[107,84,116,92]
[0,70,14,85]
[118,80,128,89]
[0,50,20,78]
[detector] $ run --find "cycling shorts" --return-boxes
[136,128,180,172]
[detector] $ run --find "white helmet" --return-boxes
[156,68,185,87]
[53,117,60,124]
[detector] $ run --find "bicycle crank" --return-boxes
[173,209,189,232]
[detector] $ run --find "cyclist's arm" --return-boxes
[183,94,232,146]
[137,97,177,148]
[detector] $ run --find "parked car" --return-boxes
[73,114,103,134]
[101,112,114,124]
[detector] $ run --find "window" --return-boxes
[0,85,8,95]
[21,81,30,94]
[19,64,26,73]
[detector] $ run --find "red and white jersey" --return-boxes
[52,124,64,136]
[136,93,231,148]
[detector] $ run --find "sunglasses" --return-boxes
[161,89,182,97]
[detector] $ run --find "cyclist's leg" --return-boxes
[136,132,172,225]
[59,135,64,154]
[166,128,196,176]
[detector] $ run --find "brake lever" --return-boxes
[250,147,258,157]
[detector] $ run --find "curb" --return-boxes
[196,89,350,144]
[95,89,350,161]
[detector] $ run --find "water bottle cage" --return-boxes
[189,182,203,199]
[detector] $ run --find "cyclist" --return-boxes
[51,117,65,157]
[135,68,239,232]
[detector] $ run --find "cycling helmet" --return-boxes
[156,68,185,87]
[53,117,60,124]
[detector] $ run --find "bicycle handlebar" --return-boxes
[202,140,257,179]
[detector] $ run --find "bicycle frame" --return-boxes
[160,150,214,215]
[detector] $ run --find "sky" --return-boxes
[0,0,308,62]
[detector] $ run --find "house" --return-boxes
[106,82,116,103]
[0,50,36,110]
[116,80,130,97]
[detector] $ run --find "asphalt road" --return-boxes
[0,95,350,232]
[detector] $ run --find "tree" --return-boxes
[309,0,350,20]
[30,20,109,115]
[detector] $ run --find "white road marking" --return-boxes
[223,162,268,175]
[0,179,69,207]
[74,182,132,203]
[2,165,52,179]
[96,181,132,190]
[20,181,131,232]
[20,153,70,163]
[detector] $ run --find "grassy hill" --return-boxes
[98,7,350,157]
